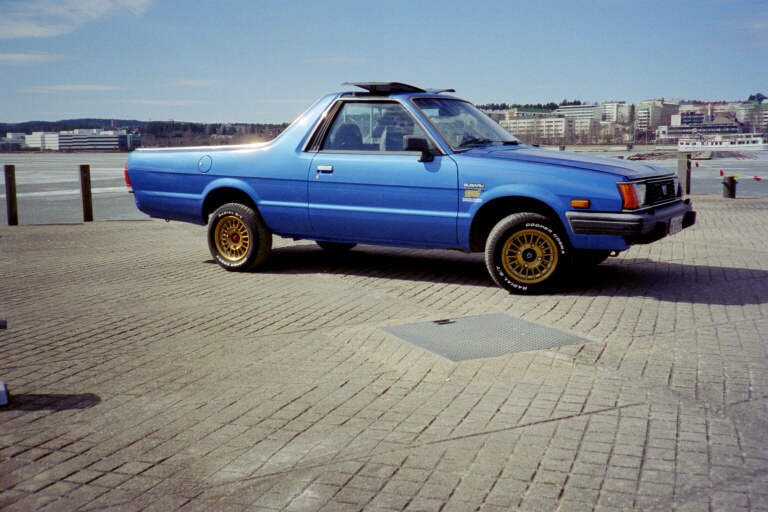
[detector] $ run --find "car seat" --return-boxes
[331,123,363,150]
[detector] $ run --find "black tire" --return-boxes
[572,250,611,268]
[316,241,357,251]
[207,203,272,271]
[485,213,571,294]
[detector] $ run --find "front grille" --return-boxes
[646,177,678,205]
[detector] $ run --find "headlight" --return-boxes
[617,182,647,210]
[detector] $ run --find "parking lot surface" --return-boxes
[2,195,768,511]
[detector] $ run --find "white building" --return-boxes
[22,129,140,151]
[635,100,680,132]
[601,101,631,124]
[1,133,26,150]
[552,104,601,121]
[25,132,60,150]
[501,117,575,143]
[737,102,767,130]
[572,118,600,140]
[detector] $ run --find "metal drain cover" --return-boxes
[382,313,586,362]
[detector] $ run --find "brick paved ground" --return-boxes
[1,195,768,511]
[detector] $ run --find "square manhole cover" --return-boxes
[382,313,586,362]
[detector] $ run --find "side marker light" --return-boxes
[571,199,590,209]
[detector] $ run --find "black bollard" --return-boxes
[79,164,93,222]
[4,165,18,226]
[722,176,737,199]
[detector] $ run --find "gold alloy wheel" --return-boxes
[501,228,559,284]
[214,215,251,262]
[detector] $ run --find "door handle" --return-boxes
[316,165,333,174]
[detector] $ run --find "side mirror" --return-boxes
[403,136,434,162]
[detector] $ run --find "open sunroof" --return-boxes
[342,82,456,96]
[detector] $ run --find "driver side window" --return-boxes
[322,101,432,152]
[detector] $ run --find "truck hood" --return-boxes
[476,146,669,180]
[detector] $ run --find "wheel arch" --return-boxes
[202,186,259,224]
[469,196,568,253]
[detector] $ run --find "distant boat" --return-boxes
[678,133,768,152]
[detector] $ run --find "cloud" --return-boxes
[743,13,768,47]
[0,0,151,39]
[167,79,222,88]
[23,85,127,93]
[249,99,314,105]
[130,99,208,106]
[720,9,768,49]
[303,55,371,66]
[0,52,61,65]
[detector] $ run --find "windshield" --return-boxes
[413,98,521,151]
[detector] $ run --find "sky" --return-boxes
[1,0,766,125]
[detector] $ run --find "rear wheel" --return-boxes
[207,203,272,271]
[485,213,571,294]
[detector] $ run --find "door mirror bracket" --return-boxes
[403,136,434,162]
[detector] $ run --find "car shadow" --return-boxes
[219,245,768,307]
[2,393,101,412]
[563,259,768,305]
[261,244,491,286]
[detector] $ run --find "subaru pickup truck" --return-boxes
[125,82,696,293]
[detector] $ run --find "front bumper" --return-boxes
[566,199,696,245]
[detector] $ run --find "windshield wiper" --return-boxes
[458,138,494,147]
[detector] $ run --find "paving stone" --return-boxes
[2,196,768,510]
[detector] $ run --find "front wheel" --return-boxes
[207,203,272,271]
[485,213,571,294]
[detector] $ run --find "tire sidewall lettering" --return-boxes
[216,255,246,268]
[494,265,528,291]
[215,209,243,221]
[525,221,566,254]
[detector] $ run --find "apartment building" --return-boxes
[489,97,763,144]
[501,117,575,143]
[601,101,632,124]
[22,129,140,151]
[737,101,768,130]
[25,132,60,150]
[635,100,680,132]
[552,104,601,121]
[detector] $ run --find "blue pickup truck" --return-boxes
[125,82,696,293]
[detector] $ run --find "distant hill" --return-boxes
[1,118,290,147]
[1,119,145,134]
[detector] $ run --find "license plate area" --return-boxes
[669,215,683,235]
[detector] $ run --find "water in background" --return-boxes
[0,153,145,225]
[1,150,767,225]
[573,148,768,197]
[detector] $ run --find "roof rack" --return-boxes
[342,82,454,95]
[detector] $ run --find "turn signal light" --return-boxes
[571,199,590,209]
[617,182,646,210]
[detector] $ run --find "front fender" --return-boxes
[459,184,573,247]
[470,184,571,220]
